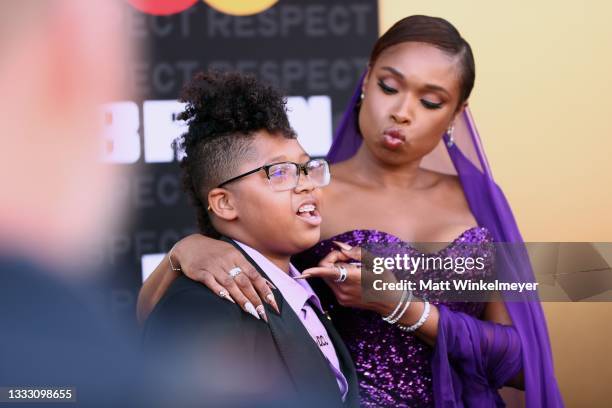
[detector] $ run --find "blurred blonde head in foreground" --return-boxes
[0,0,133,272]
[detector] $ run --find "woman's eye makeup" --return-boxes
[377,79,445,109]
[421,99,444,110]
[377,79,397,94]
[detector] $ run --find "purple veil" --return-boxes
[326,76,564,407]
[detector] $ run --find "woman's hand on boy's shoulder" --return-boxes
[173,234,280,319]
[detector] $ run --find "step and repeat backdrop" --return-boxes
[101,0,379,317]
[96,1,612,404]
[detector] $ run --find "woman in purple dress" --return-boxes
[138,15,563,407]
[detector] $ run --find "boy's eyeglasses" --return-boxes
[217,158,330,192]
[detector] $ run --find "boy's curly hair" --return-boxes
[173,71,296,238]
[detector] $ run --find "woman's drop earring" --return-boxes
[446,124,455,147]
[360,91,365,101]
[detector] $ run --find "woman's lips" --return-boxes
[382,129,406,149]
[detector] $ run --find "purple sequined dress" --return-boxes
[293,227,495,407]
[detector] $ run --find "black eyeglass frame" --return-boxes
[216,158,330,189]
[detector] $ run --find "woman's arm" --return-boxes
[302,245,523,390]
[137,255,179,324]
[482,299,525,390]
[392,299,524,389]
[352,281,523,390]
[390,296,511,345]
[136,234,279,324]
[364,290,524,390]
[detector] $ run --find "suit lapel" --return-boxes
[311,305,360,406]
[222,238,345,406]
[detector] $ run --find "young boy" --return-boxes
[143,71,358,407]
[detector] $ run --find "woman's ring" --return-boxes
[228,267,243,278]
[334,264,348,283]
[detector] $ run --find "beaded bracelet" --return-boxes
[382,289,407,323]
[397,300,431,333]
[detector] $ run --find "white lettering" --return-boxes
[102,97,332,163]
[101,101,140,163]
[143,100,187,163]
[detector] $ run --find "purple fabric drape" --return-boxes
[326,74,564,407]
[434,305,523,407]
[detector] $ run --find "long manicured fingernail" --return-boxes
[219,290,236,304]
[332,241,352,251]
[244,302,260,320]
[244,302,259,319]
[266,294,280,314]
[256,305,268,323]
[294,274,311,279]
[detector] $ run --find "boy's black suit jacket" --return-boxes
[143,237,360,408]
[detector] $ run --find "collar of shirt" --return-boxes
[234,240,324,315]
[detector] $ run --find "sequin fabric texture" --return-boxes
[297,227,495,407]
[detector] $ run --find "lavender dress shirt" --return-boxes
[235,240,349,401]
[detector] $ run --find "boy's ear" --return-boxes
[208,188,238,221]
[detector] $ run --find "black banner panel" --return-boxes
[101,0,379,319]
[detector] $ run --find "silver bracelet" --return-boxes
[397,300,431,333]
[168,245,182,272]
[388,290,413,325]
[382,289,407,323]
